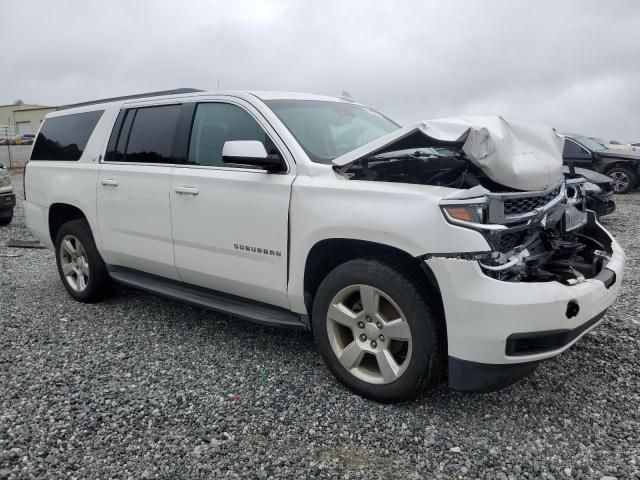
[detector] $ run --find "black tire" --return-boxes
[312,258,444,403]
[55,219,114,302]
[605,166,636,194]
[0,216,11,226]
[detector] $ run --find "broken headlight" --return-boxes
[564,179,587,231]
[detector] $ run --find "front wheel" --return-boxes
[312,259,444,403]
[606,166,636,194]
[55,219,114,302]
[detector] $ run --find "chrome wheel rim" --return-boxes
[326,284,412,385]
[609,171,630,193]
[59,235,90,292]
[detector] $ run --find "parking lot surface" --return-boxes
[1,172,638,479]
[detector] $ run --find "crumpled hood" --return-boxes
[333,115,565,191]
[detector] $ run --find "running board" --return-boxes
[107,266,306,330]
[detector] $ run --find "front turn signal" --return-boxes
[442,205,485,224]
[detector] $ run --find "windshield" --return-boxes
[573,135,606,152]
[266,100,399,163]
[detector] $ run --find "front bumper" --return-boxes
[426,221,624,391]
[0,192,15,216]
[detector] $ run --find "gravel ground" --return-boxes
[1,171,638,479]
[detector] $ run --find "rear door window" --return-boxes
[123,105,182,164]
[31,110,104,161]
[105,104,182,164]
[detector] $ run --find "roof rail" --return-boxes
[57,88,204,110]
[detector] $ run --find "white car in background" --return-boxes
[23,89,624,402]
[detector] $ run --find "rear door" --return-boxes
[96,103,183,279]
[170,100,295,308]
[563,138,593,169]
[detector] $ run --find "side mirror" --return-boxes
[221,140,284,172]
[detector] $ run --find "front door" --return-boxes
[170,101,294,308]
[97,104,182,279]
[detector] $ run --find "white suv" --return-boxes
[24,89,624,402]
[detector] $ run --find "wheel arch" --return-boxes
[303,238,445,334]
[601,160,640,177]
[48,203,88,244]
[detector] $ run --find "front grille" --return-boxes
[496,231,527,251]
[503,186,561,216]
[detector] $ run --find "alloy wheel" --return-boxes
[59,235,90,292]
[326,284,412,384]
[609,171,630,193]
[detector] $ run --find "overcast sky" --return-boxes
[2,0,638,141]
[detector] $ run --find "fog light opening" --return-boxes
[566,301,580,319]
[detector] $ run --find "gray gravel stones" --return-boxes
[1,172,639,479]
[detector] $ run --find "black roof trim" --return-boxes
[57,88,204,111]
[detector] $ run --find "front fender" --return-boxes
[287,175,490,313]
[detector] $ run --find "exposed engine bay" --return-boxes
[337,147,613,286]
[337,147,510,191]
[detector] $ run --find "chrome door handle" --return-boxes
[100,178,119,186]
[175,186,199,195]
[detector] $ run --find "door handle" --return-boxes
[175,186,199,195]
[100,178,119,187]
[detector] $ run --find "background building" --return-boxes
[0,101,56,139]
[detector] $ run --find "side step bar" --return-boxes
[107,266,306,330]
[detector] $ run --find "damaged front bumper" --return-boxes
[441,178,607,285]
[430,180,625,391]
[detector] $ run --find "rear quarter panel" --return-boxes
[25,107,119,251]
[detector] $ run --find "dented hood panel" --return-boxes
[333,115,565,191]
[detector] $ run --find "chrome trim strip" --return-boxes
[485,179,564,201]
[440,179,585,230]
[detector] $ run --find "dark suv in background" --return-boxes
[563,134,640,193]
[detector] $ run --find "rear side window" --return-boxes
[31,110,104,161]
[106,105,181,164]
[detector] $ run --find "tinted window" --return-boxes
[31,110,104,161]
[188,103,275,167]
[563,139,588,157]
[122,105,182,163]
[104,109,135,162]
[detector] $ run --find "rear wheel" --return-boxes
[55,219,113,302]
[312,259,443,402]
[606,166,636,194]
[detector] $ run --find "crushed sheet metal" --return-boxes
[443,185,490,200]
[332,115,565,192]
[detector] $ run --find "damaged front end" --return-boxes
[332,116,615,285]
[440,178,613,284]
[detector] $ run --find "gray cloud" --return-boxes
[2,0,638,141]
